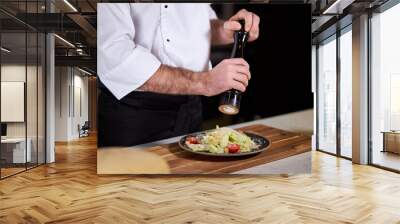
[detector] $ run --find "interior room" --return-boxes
[0,0,97,179]
[0,0,399,223]
[314,0,400,171]
[0,7,46,177]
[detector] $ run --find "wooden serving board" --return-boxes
[144,124,311,174]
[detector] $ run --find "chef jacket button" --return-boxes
[164,5,168,8]
[166,38,170,42]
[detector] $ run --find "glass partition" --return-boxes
[1,31,28,177]
[0,1,46,179]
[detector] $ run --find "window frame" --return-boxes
[315,23,353,161]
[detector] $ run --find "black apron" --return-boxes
[98,87,202,147]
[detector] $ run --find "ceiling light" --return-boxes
[63,0,78,12]
[54,34,75,48]
[76,48,86,55]
[322,0,354,15]
[78,67,93,76]
[1,47,11,53]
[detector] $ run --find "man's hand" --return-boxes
[211,9,260,46]
[201,58,250,96]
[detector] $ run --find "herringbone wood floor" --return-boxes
[1,134,400,224]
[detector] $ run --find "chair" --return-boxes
[78,121,90,138]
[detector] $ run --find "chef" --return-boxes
[97,3,260,147]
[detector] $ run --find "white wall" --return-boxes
[1,65,26,138]
[1,65,42,137]
[55,66,70,141]
[1,63,46,164]
[54,67,89,141]
[71,73,89,139]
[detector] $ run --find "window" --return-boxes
[316,25,353,159]
[317,35,337,154]
[370,2,400,171]
[339,28,352,158]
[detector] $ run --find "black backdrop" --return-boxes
[202,4,312,128]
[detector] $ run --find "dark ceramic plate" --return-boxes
[178,132,270,157]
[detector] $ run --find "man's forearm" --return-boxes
[139,65,207,95]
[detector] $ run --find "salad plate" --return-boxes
[178,127,270,157]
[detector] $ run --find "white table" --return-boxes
[1,138,31,163]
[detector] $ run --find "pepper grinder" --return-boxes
[218,20,249,115]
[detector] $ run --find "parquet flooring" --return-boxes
[1,167,26,178]
[1,134,400,223]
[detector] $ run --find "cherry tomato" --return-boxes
[187,136,199,144]
[228,144,240,153]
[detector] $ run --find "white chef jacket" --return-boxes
[97,3,217,100]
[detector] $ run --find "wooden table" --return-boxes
[97,124,311,174]
[381,131,400,154]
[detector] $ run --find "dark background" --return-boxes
[202,4,312,129]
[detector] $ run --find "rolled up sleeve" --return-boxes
[97,3,161,100]
[208,4,217,20]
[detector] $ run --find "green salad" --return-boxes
[185,126,257,154]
